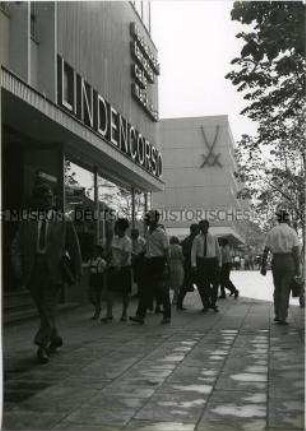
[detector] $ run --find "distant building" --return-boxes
[153,116,245,245]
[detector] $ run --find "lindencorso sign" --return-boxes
[57,55,163,178]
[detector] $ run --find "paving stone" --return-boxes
[2,409,64,430]
[61,407,136,427]
[126,421,195,431]
[268,398,304,429]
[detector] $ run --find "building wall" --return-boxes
[57,1,158,145]
[153,116,241,231]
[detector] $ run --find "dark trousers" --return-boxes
[220,263,237,295]
[196,257,219,309]
[272,254,295,321]
[136,257,171,320]
[27,257,62,349]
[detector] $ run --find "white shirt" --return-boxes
[88,257,107,274]
[145,227,168,258]
[265,223,299,254]
[132,236,146,256]
[111,235,132,267]
[191,232,221,267]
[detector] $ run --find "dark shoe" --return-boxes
[120,315,127,322]
[129,316,145,324]
[161,318,171,324]
[201,307,209,313]
[176,306,187,311]
[101,316,113,323]
[155,306,163,314]
[234,290,239,299]
[91,310,101,320]
[274,317,280,322]
[37,347,49,364]
[277,320,288,325]
[229,292,234,297]
[219,294,226,299]
[210,305,219,312]
[48,337,63,354]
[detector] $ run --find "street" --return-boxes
[3,271,304,431]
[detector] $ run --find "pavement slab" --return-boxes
[2,271,305,431]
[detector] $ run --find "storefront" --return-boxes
[0,2,164,312]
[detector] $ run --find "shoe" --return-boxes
[219,294,226,299]
[155,307,163,314]
[37,347,49,364]
[161,318,171,324]
[277,320,288,325]
[91,310,101,320]
[201,307,209,313]
[229,292,234,297]
[210,305,219,312]
[274,317,280,322]
[176,306,187,311]
[120,315,127,322]
[48,337,63,354]
[234,290,239,299]
[129,316,145,324]
[101,316,113,323]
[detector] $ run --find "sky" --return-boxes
[150,1,259,142]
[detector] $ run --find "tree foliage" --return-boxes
[227,1,305,250]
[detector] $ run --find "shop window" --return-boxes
[64,160,95,262]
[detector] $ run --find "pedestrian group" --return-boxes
[12,185,302,364]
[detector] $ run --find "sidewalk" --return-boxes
[2,271,305,431]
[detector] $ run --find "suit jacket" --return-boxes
[12,210,82,286]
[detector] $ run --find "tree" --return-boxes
[227,2,305,280]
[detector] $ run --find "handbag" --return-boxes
[290,277,303,298]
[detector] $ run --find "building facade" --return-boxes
[0,1,163,311]
[153,116,245,245]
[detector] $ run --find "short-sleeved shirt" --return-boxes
[221,244,232,265]
[191,232,221,267]
[265,223,299,254]
[132,236,146,256]
[88,257,107,274]
[111,235,132,267]
[145,227,168,258]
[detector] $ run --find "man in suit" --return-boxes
[191,219,221,312]
[12,183,82,363]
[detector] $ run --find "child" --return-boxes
[101,218,132,322]
[169,236,184,305]
[87,245,107,319]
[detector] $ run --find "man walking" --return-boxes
[130,209,171,324]
[261,208,301,325]
[12,183,82,363]
[176,223,199,311]
[191,219,221,312]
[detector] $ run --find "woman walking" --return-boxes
[219,238,239,299]
[169,236,185,305]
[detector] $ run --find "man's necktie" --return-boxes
[203,233,207,257]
